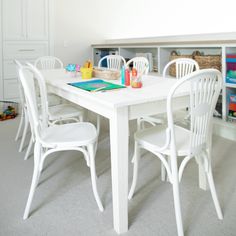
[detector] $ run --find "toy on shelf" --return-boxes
[226,54,236,84]
[0,101,18,121]
[228,94,236,120]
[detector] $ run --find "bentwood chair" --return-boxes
[136,57,199,134]
[34,56,63,70]
[18,64,104,219]
[138,58,199,130]
[34,56,65,106]
[126,57,149,75]
[163,58,200,79]
[15,60,84,160]
[98,55,126,70]
[128,69,223,236]
[97,55,126,135]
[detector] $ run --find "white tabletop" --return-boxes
[42,69,188,110]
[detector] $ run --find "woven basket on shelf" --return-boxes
[168,54,222,76]
[193,55,222,71]
[93,67,120,80]
[169,55,192,77]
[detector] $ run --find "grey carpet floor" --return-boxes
[0,116,236,236]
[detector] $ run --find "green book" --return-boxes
[68,79,126,92]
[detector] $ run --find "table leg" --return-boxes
[109,107,129,234]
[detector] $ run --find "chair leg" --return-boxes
[24,134,33,160]
[171,156,184,236]
[79,114,83,122]
[128,141,140,200]
[96,115,100,137]
[23,142,41,219]
[206,165,223,220]
[87,144,104,212]
[15,109,24,141]
[19,114,29,152]
[161,163,166,181]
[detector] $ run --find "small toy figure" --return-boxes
[65,64,76,72]
[75,64,80,72]
[0,106,17,121]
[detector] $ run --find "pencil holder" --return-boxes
[80,67,93,79]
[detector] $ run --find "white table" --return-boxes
[42,69,203,234]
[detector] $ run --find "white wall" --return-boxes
[54,0,236,65]
[0,1,3,99]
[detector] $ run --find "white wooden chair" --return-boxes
[14,60,29,150]
[128,69,223,236]
[34,56,65,106]
[138,58,199,130]
[98,55,126,70]
[126,57,149,75]
[34,56,64,70]
[97,55,126,135]
[163,58,200,79]
[14,61,84,160]
[18,65,104,220]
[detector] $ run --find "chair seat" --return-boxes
[135,124,190,156]
[41,122,97,148]
[48,103,83,121]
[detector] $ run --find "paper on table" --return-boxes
[68,79,126,92]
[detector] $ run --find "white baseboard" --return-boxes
[213,118,236,141]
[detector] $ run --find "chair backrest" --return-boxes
[166,69,222,156]
[126,57,149,75]
[34,56,63,70]
[18,64,49,140]
[14,60,25,106]
[98,55,126,70]
[163,58,199,79]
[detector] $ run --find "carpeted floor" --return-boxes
[0,116,236,236]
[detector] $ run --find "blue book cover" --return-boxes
[68,79,126,92]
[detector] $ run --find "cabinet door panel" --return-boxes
[3,42,49,60]
[4,79,19,99]
[3,60,17,79]
[2,0,26,40]
[3,59,35,79]
[26,0,48,40]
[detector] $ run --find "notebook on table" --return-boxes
[68,79,126,92]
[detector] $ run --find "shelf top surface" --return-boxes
[92,32,236,47]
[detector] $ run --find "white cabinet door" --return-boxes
[2,0,48,41]
[2,0,26,40]
[4,79,19,99]
[26,0,48,40]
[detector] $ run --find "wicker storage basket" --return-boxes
[193,55,222,71]
[168,54,222,76]
[169,55,192,76]
[93,68,120,80]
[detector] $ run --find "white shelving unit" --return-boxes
[91,33,236,140]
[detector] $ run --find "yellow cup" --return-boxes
[80,67,93,79]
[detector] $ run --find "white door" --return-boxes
[2,0,26,40]
[26,0,49,40]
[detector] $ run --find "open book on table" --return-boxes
[68,79,126,92]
